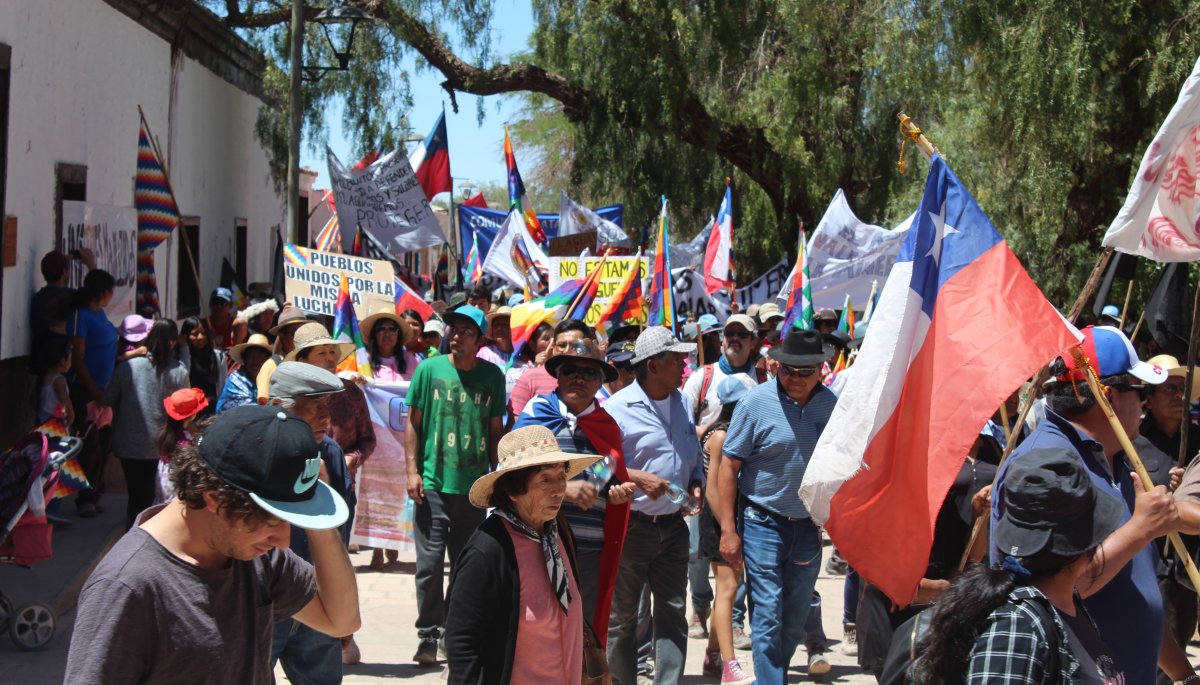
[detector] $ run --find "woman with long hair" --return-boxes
[103,318,189,526]
[908,447,1126,684]
[65,269,118,517]
[179,316,226,413]
[359,304,423,569]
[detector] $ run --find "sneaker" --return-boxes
[824,548,848,575]
[807,649,831,676]
[341,636,361,665]
[702,648,723,677]
[636,677,654,685]
[842,622,858,656]
[732,626,752,651]
[722,658,755,685]
[688,609,710,639]
[438,635,447,659]
[413,637,438,666]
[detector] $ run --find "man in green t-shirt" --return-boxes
[404,304,504,666]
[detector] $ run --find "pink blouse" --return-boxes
[503,519,583,685]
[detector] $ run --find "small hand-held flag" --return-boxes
[409,111,452,201]
[646,197,676,333]
[134,109,182,316]
[333,273,372,378]
[837,295,856,334]
[394,276,434,323]
[596,250,647,338]
[780,225,813,332]
[463,229,484,282]
[505,125,546,245]
[703,181,734,294]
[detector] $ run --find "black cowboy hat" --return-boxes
[767,329,834,367]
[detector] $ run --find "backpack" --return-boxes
[878,595,1060,685]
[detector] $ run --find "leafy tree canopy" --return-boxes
[214,0,1200,305]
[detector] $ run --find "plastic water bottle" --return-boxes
[666,483,701,516]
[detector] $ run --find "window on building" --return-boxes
[55,163,86,249]
[235,219,247,288]
[177,219,200,318]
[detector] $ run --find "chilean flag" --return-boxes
[800,155,1077,605]
[409,112,452,201]
[394,276,434,323]
[703,184,734,294]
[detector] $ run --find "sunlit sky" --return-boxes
[299,0,534,197]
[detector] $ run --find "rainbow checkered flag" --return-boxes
[333,273,372,378]
[134,111,181,315]
[37,416,92,498]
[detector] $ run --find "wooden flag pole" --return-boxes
[1118,279,1135,329]
[138,105,206,318]
[1070,346,1200,590]
[1130,309,1148,342]
[957,246,1117,571]
[1178,275,1200,467]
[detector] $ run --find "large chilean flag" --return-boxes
[409,112,452,200]
[799,155,1077,605]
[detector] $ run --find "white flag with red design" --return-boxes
[1103,56,1200,262]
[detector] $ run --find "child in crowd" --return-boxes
[117,314,150,361]
[154,388,209,504]
[37,342,75,427]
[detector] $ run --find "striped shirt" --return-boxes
[722,380,836,518]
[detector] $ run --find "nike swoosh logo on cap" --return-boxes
[294,457,321,494]
[294,472,318,494]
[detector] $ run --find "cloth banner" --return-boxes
[558,192,630,247]
[784,190,910,309]
[351,382,414,551]
[457,203,624,265]
[327,146,445,255]
[63,201,137,325]
[549,256,648,326]
[283,244,395,319]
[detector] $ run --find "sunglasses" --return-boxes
[558,364,603,381]
[779,364,819,377]
[374,325,400,334]
[724,330,753,340]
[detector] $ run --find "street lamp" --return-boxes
[287,3,373,246]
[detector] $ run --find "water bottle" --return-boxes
[666,483,701,516]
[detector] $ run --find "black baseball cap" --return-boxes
[198,405,348,530]
[995,447,1124,559]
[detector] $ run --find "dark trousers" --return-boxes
[68,382,108,505]
[118,458,158,527]
[413,491,484,639]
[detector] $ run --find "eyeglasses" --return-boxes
[724,330,753,340]
[1108,382,1146,394]
[558,364,602,381]
[779,364,819,377]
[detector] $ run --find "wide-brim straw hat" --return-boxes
[284,322,355,363]
[1147,354,1200,401]
[360,296,413,347]
[468,426,599,508]
[230,334,274,365]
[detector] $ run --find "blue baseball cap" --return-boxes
[211,287,234,303]
[717,373,757,405]
[1100,304,1120,319]
[697,314,721,335]
[444,304,488,336]
[1057,325,1167,384]
[507,293,525,307]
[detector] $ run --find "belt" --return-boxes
[741,496,808,523]
[629,509,683,524]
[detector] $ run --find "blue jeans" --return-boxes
[607,513,689,685]
[740,506,822,685]
[271,619,342,685]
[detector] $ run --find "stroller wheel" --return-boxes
[0,596,12,636]
[11,603,55,650]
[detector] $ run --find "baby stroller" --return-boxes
[0,430,81,650]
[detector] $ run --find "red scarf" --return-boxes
[575,407,629,644]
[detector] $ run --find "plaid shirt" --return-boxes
[967,586,1080,684]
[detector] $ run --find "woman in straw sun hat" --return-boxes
[444,426,601,685]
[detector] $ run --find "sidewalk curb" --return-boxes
[51,524,122,618]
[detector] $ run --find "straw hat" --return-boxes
[1147,354,1200,401]
[486,305,513,324]
[229,334,274,365]
[360,296,412,347]
[468,426,599,508]
[284,322,355,363]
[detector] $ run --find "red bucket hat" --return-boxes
[164,387,209,421]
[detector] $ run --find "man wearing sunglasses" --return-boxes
[989,325,1196,685]
[716,329,837,685]
[683,314,764,432]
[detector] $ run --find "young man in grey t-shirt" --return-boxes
[65,404,361,684]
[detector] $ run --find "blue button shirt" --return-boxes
[605,380,705,515]
[990,409,1163,685]
[722,380,836,519]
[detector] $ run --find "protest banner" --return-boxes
[63,201,137,325]
[709,260,790,316]
[458,203,624,264]
[283,244,395,319]
[351,382,414,552]
[803,190,910,309]
[550,255,648,325]
[327,146,445,255]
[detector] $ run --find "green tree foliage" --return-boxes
[218,0,1200,305]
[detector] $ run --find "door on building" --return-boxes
[177,219,200,318]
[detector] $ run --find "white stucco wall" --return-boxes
[0,0,284,359]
